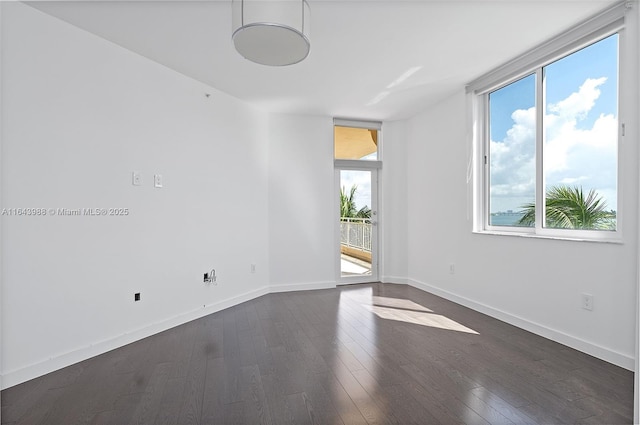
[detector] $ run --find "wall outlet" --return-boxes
[582,293,594,311]
[251,264,256,274]
[132,171,142,186]
[449,263,455,274]
[154,174,163,188]
[134,293,141,302]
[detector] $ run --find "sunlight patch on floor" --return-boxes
[363,296,479,334]
[371,296,432,312]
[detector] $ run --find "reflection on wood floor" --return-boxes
[1,283,633,424]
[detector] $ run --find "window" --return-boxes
[469,4,627,241]
[488,74,536,228]
[334,125,379,160]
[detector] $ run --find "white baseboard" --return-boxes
[269,281,336,293]
[407,278,634,371]
[381,275,408,285]
[1,286,270,389]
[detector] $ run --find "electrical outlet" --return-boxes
[154,174,163,188]
[582,293,594,311]
[132,171,142,186]
[134,293,141,302]
[251,264,256,274]
[449,264,455,274]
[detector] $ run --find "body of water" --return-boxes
[490,213,526,226]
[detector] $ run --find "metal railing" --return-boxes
[340,217,372,252]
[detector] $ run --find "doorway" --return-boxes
[337,168,378,283]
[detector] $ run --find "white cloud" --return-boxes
[559,176,588,184]
[547,77,606,120]
[489,105,536,198]
[341,170,372,209]
[490,77,617,212]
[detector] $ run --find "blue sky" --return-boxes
[489,34,618,214]
[490,74,535,144]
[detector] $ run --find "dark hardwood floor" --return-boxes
[1,283,634,424]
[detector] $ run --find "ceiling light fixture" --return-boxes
[232,0,310,66]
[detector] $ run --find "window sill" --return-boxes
[472,229,623,244]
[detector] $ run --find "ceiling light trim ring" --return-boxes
[232,22,310,46]
[233,22,310,66]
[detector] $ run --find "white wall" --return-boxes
[267,114,336,291]
[634,2,640,421]
[405,32,639,369]
[0,2,4,419]
[380,121,408,282]
[1,3,270,388]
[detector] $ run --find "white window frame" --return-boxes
[467,2,631,243]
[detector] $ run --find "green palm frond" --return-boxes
[340,185,359,218]
[356,205,371,218]
[340,185,372,219]
[517,201,536,226]
[517,185,616,230]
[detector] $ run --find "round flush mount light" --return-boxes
[232,0,310,66]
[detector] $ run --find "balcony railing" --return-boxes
[340,217,372,253]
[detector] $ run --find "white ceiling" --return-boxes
[27,0,619,121]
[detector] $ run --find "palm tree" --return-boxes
[518,185,616,230]
[340,185,371,219]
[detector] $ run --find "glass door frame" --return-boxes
[335,162,380,285]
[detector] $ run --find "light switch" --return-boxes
[154,174,163,188]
